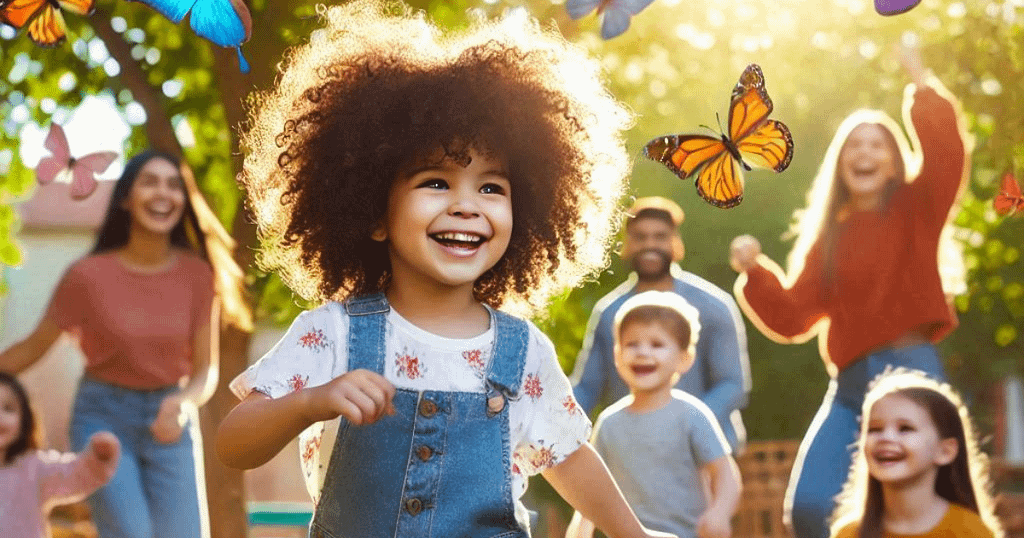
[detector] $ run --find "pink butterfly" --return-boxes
[35,123,118,200]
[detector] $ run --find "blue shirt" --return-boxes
[570,264,751,450]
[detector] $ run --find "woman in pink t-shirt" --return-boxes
[0,372,120,538]
[0,150,221,538]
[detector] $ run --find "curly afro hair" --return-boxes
[239,0,634,317]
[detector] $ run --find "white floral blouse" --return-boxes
[231,302,591,505]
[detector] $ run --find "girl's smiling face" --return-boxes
[122,157,187,237]
[377,147,513,293]
[864,393,958,487]
[0,384,22,456]
[838,123,899,209]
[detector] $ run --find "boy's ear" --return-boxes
[370,224,387,242]
[676,350,695,374]
[936,437,959,466]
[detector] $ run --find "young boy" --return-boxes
[566,291,742,538]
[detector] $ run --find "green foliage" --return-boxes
[2,0,1021,448]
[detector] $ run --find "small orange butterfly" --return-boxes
[0,0,95,47]
[644,64,794,209]
[995,172,1024,217]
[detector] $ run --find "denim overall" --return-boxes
[309,294,531,538]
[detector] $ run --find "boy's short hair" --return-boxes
[613,291,701,357]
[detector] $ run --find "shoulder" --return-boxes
[945,504,996,537]
[63,252,115,280]
[831,521,858,538]
[176,250,213,276]
[671,389,718,424]
[675,270,741,316]
[592,279,638,323]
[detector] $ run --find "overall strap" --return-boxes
[344,293,389,373]
[484,310,529,400]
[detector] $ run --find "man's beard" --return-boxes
[631,248,672,281]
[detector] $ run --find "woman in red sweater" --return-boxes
[728,47,970,538]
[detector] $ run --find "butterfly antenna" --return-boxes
[716,112,725,134]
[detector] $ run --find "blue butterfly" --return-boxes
[875,0,921,15]
[566,0,655,40]
[129,0,252,72]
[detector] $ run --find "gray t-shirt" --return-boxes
[592,389,731,538]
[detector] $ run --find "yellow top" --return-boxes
[833,503,994,538]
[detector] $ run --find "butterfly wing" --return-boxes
[995,173,1024,216]
[56,0,95,16]
[644,134,727,179]
[36,123,71,184]
[728,64,774,144]
[566,0,602,20]
[596,0,654,39]
[694,149,745,209]
[132,0,251,72]
[68,151,117,200]
[26,3,66,47]
[736,119,794,173]
[875,0,922,16]
[0,0,45,29]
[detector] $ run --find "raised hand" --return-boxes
[305,369,396,425]
[729,235,762,273]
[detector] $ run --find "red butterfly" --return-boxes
[35,123,118,200]
[995,172,1024,217]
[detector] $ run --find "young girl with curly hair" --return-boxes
[215,2,674,537]
[829,369,1003,538]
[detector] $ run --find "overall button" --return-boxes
[405,498,423,516]
[418,399,438,418]
[416,445,432,461]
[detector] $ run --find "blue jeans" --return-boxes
[784,344,946,538]
[71,377,207,538]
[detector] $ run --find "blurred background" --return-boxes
[1,0,1022,537]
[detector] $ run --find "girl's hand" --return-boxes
[150,394,186,444]
[86,431,121,480]
[305,369,396,425]
[898,42,927,88]
[729,235,761,273]
[696,506,731,538]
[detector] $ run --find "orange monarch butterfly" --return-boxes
[0,0,95,47]
[995,172,1024,217]
[644,64,794,209]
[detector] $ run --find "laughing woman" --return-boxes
[0,150,236,538]
[727,46,971,538]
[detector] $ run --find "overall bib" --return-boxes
[310,294,531,538]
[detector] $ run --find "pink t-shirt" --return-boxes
[0,449,114,538]
[45,251,214,389]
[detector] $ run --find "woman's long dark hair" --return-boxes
[0,372,40,464]
[92,150,208,260]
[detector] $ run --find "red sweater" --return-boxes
[738,88,965,372]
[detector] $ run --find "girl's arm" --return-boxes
[151,297,220,444]
[729,235,827,343]
[216,368,395,469]
[39,431,120,507]
[696,455,742,538]
[543,443,677,538]
[0,318,62,373]
[565,511,597,538]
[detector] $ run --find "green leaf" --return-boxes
[994,324,1018,347]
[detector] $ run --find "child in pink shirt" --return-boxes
[0,373,119,538]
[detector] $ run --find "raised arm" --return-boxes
[216,368,396,469]
[730,235,827,343]
[39,431,120,508]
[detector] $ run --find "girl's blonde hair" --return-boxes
[829,368,1004,538]
[239,0,634,317]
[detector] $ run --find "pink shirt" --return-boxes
[45,251,214,389]
[0,449,113,538]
